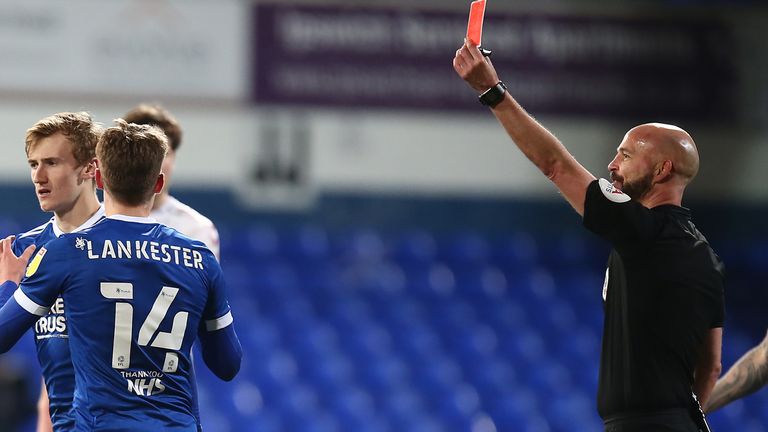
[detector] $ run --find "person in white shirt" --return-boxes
[122,104,220,260]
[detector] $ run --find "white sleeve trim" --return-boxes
[205,311,233,331]
[13,289,50,316]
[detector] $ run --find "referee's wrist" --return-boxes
[478,81,507,108]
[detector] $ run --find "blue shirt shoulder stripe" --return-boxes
[17,220,53,239]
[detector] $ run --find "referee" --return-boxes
[453,41,725,432]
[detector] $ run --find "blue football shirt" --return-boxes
[15,215,233,431]
[11,207,104,431]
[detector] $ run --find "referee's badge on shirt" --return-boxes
[598,178,631,203]
[26,247,48,278]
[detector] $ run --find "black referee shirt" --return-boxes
[582,179,725,419]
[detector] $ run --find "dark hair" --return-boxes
[97,119,168,206]
[122,104,182,151]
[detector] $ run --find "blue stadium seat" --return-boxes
[435,382,482,428]
[380,387,428,431]
[465,356,517,404]
[546,390,600,431]
[440,231,490,269]
[499,325,548,368]
[242,224,280,261]
[282,224,331,260]
[406,263,457,298]
[333,228,387,263]
[492,231,539,269]
[392,230,438,268]
[401,414,444,432]
[360,355,409,394]
[489,389,542,430]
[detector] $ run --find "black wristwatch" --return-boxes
[478,81,507,108]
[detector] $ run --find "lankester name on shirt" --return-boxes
[76,237,204,270]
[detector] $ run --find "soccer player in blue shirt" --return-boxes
[0,120,242,431]
[6,112,104,432]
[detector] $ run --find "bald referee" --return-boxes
[454,41,724,432]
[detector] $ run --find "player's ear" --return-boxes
[81,158,97,180]
[153,173,165,194]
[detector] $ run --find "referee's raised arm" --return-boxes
[453,40,595,215]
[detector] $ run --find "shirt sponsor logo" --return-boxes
[598,178,631,203]
[25,246,47,277]
[35,296,67,339]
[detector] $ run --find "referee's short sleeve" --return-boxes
[583,178,655,245]
[710,282,726,328]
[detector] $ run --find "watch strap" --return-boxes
[479,81,507,108]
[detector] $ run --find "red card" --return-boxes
[466,0,487,46]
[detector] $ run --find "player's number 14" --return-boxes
[101,282,188,373]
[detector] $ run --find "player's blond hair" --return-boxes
[25,112,101,166]
[97,119,168,206]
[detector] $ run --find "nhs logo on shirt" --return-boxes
[34,297,67,339]
[120,370,167,397]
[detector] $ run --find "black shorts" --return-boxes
[604,408,702,432]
